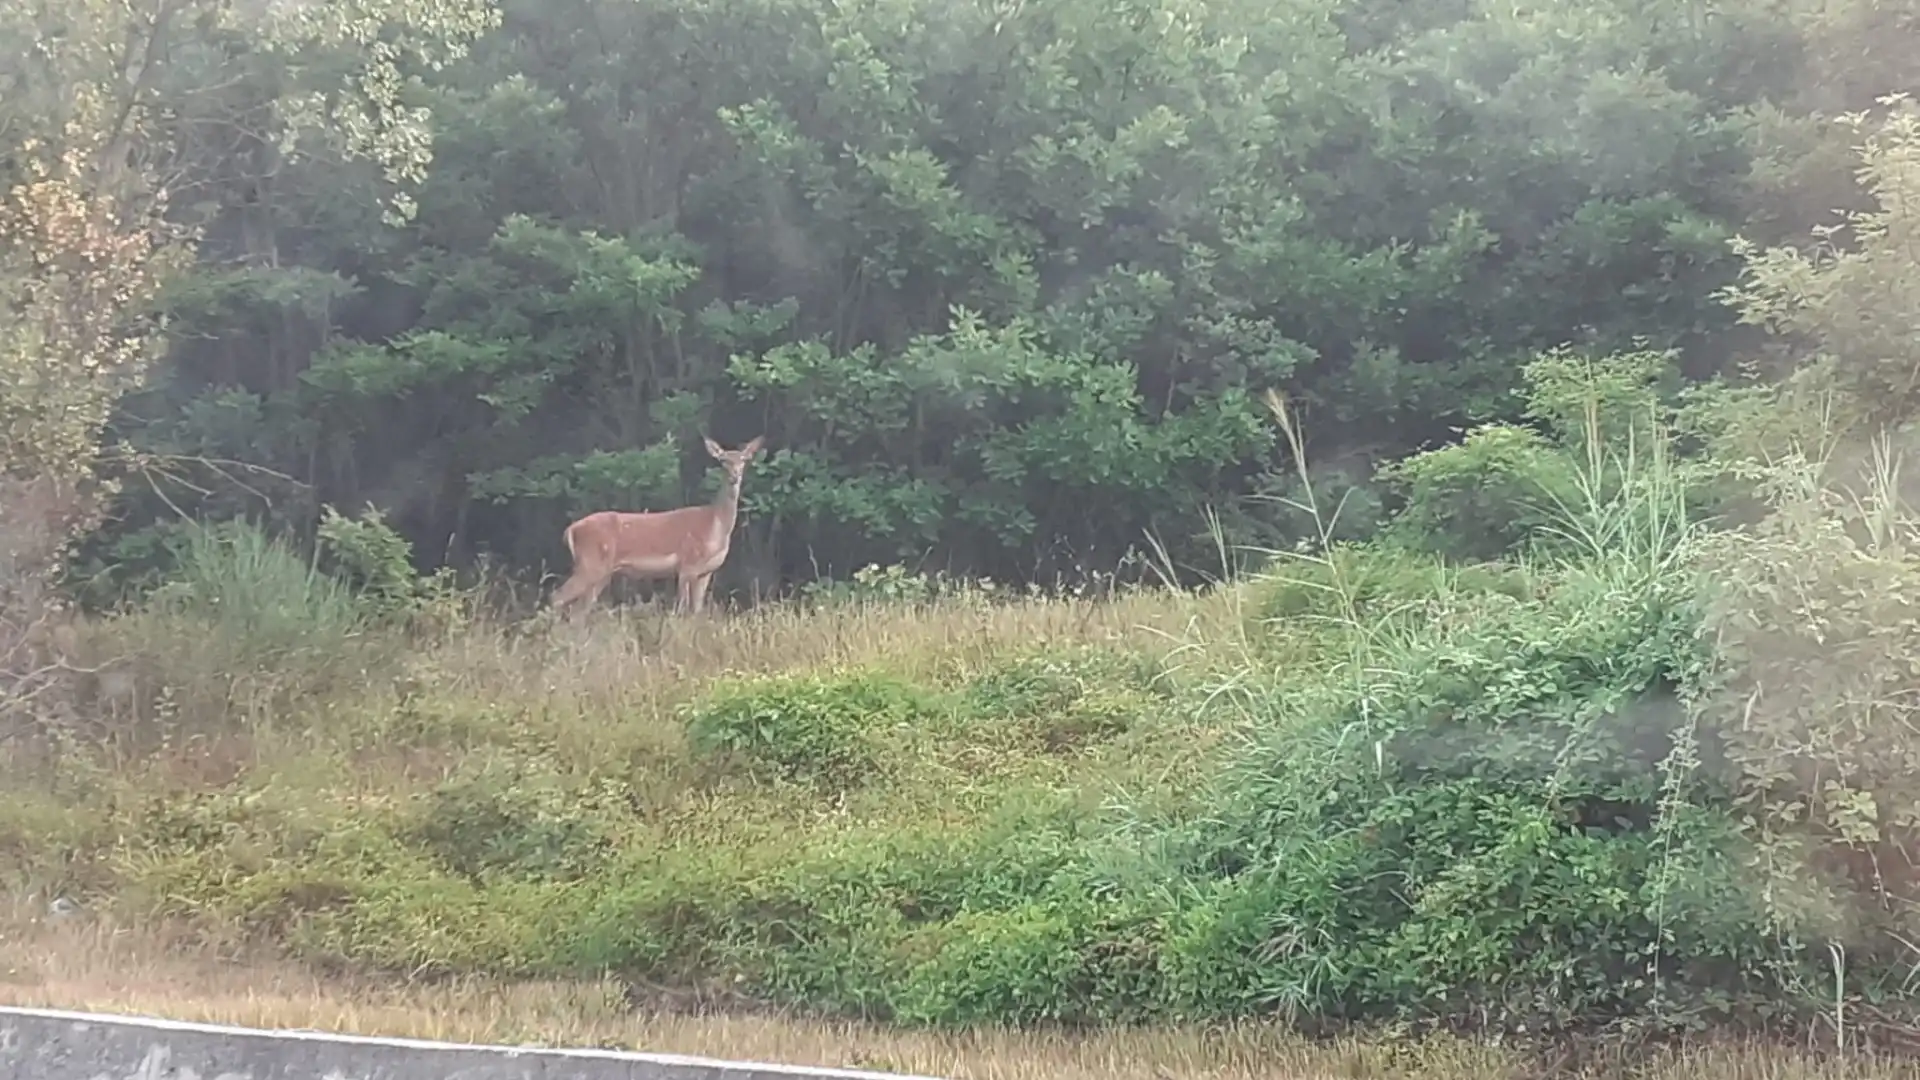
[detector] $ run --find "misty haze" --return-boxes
[2,1,1918,1077]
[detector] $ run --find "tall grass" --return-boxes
[3,383,1917,1063]
[152,519,368,653]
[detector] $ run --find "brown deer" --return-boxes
[549,435,766,617]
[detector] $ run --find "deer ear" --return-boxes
[743,435,766,457]
[703,436,724,459]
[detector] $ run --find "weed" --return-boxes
[683,669,940,787]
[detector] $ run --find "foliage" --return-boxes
[316,504,462,627]
[407,762,618,884]
[1692,445,1920,963]
[1177,559,1753,1030]
[0,0,498,744]
[1251,545,1535,627]
[1378,425,1578,561]
[62,0,1904,594]
[1719,94,1920,433]
[0,121,176,498]
[144,520,369,664]
[1685,98,1920,987]
[15,0,1920,1053]
[682,669,938,787]
[0,0,498,507]
[1378,347,1693,564]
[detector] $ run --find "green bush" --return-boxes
[292,872,566,978]
[682,668,939,786]
[1377,424,1580,562]
[86,519,404,741]
[405,763,619,883]
[119,784,434,936]
[960,648,1167,753]
[890,901,1095,1025]
[1377,350,1698,566]
[145,519,369,662]
[1160,560,1781,1031]
[518,798,1097,1009]
[1251,545,1535,627]
[315,503,462,627]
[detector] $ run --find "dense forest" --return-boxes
[7,0,1915,601]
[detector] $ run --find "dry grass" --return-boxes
[0,909,1905,1080]
[2,588,1265,986]
[65,582,1256,752]
[440,585,1254,700]
[13,587,1248,848]
[5,583,1914,1079]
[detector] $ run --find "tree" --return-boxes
[47,0,1920,598]
[1,0,498,720]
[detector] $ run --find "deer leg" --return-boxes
[551,570,604,616]
[674,573,695,615]
[690,571,716,614]
[581,575,609,615]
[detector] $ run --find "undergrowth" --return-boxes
[2,354,1917,1049]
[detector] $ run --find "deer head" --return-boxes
[703,435,765,490]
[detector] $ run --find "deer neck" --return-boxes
[710,471,744,533]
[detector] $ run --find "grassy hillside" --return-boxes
[6,366,1920,1071]
[7,561,1250,1006]
[1,470,1911,1047]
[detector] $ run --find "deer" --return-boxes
[549,435,766,617]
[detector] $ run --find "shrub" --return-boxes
[292,872,567,978]
[1156,559,1781,1032]
[960,648,1166,753]
[316,503,464,631]
[73,519,395,745]
[1378,424,1580,561]
[890,901,1094,1026]
[145,518,367,662]
[404,762,620,884]
[117,784,434,937]
[1378,349,1695,565]
[1691,443,1920,975]
[682,668,938,786]
[1250,545,1535,628]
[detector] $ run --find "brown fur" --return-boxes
[549,435,765,617]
